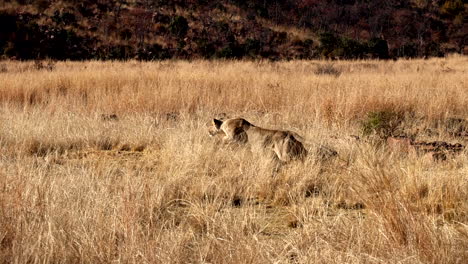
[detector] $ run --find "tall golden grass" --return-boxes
[0,56,467,263]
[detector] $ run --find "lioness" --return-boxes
[209,118,307,163]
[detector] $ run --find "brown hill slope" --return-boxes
[0,0,466,60]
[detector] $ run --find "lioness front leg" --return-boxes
[222,135,243,147]
[222,136,234,145]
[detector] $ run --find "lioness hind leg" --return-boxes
[270,152,285,176]
[273,135,306,163]
[232,129,248,144]
[274,145,290,163]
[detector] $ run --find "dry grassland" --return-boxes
[0,56,467,263]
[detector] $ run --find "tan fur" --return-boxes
[209,118,307,163]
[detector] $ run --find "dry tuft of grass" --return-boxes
[314,63,342,77]
[0,56,467,263]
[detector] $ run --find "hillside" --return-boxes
[0,0,466,60]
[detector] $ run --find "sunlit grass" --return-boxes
[0,56,467,263]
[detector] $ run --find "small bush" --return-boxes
[303,38,314,47]
[108,45,134,60]
[425,42,444,57]
[340,38,367,59]
[360,110,405,138]
[136,44,170,60]
[33,60,55,71]
[0,11,17,32]
[440,0,464,16]
[215,21,230,33]
[52,10,77,26]
[314,63,341,77]
[397,43,419,58]
[319,32,340,58]
[244,38,261,57]
[169,15,189,37]
[34,0,51,12]
[215,42,244,59]
[319,33,376,59]
[24,139,82,157]
[195,38,216,58]
[119,29,132,40]
[94,137,119,151]
[368,38,389,59]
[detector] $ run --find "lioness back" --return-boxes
[209,118,307,162]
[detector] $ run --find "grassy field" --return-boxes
[0,56,467,263]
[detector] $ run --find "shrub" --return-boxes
[42,28,90,60]
[360,110,405,138]
[0,12,17,33]
[10,20,42,59]
[34,0,51,12]
[108,45,134,60]
[440,0,464,17]
[319,33,370,59]
[314,63,341,77]
[368,38,389,59]
[425,42,443,57]
[244,38,261,57]
[136,44,171,60]
[319,32,340,58]
[303,38,314,47]
[341,37,367,59]
[215,21,230,33]
[194,37,215,58]
[397,43,419,58]
[120,29,132,40]
[33,60,55,71]
[3,42,15,57]
[215,42,244,59]
[78,3,95,17]
[52,10,77,26]
[169,15,189,37]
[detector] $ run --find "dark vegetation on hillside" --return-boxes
[0,0,466,60]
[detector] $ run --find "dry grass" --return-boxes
[0,56,467,263]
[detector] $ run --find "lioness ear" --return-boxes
[213,119,223,129]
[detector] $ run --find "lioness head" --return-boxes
[208,118,250,144]
[208,118,224,137]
